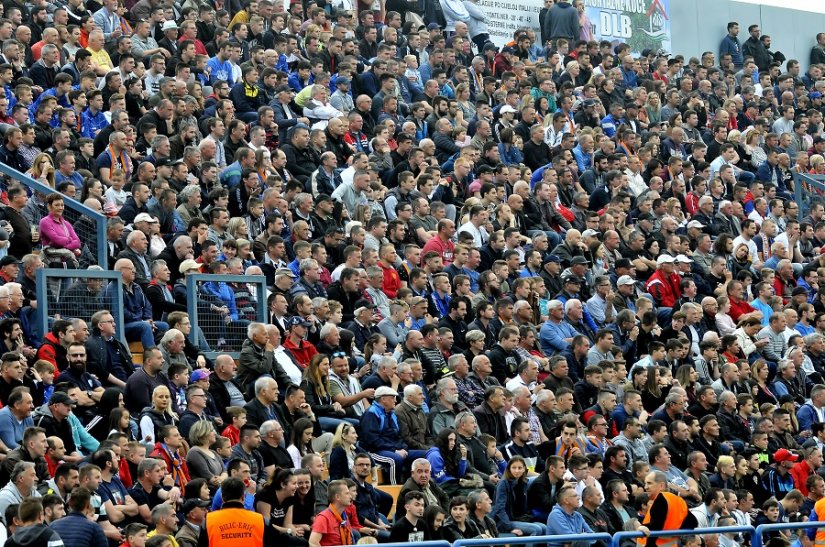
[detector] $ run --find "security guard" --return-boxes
[638,470,697,547]
[198,477,270,547]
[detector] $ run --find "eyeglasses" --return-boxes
[332,351,346,358]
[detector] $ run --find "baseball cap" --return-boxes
[275,84,293,93]
[181,498,211,514]
[134,213,158,224]
[483,42,499,53]
[617,275,636,287]
[500,105,517,114]
[426,22,439,30]
[315,194,333,205]
[675,254,693,264]
[375,386,398,398]
[637,212,655,222]
[570,256,590,265]
[179,259,201,274]
[49,392,77,406]
[687,220,705,229]
[562,273,583,284]
[583,98,597,107]
[811,91,823,99]
[275,268,297,279]
[774,448,800,463]
[615,258,633,270]
[543,254,561,265]
[0,256,18,268]
[792,287,809,297]
[656,254,676,265]
[190,369,211,382]
[581,229,599,238]
[288,316,312,328]
[161,20,178,31]
[336,77,351,86]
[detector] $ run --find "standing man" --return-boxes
[198,477,270,546]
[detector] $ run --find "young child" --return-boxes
[403,54,422,93]
[104,168,129,215]
[221,407,247,446]
[119,523,148,547]
[32,359,55,404]
[480,434,507,477]
[214,436,233,466]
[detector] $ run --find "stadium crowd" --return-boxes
[5,0,825,546]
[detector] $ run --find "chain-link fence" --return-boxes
[36,268,126,344]
[0,163,107,267]
[184,273,266,357]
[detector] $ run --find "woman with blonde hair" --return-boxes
[645,92,662,125]
[138,385,178,445]
[185,418,227,490]
[328,422,359,480]
[455,83,476,120]
[227,216,249,240]
[665,197,687,227]
[28,153,55,187]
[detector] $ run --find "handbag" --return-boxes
[42,246,80,269]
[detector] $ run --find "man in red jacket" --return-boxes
[645,255,681,309]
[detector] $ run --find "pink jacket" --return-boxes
[39,214,81,250]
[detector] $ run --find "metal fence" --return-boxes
[752,522,825,547]
[454,533,614,547]
[0,161,107,267]
[35,268,126,345]
[793,172,825,220]
[613,525,755,547]
[184,273,267,357]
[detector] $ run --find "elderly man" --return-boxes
[395,383,433,452]
[398,458,450,509]
[243,376,287,429]
[0,387,34,450]
[360,386,427,484]
[428,376,469,436]
[85,310,134,389]
[107,259,166,349]
[117,227,153,288]
[237,322,294,394]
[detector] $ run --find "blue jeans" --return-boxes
[124,320,168,348]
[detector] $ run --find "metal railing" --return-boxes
[184,273,267,358]
[455,533,613,547]
[612,525,755,547]
[752,521,825,547]
[792,172,825,221]
[0,162,107,267]
[35,268,126,345]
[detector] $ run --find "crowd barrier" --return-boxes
[752,521,825,547]
[454,532,614,547]
[0,162,108,267]
[612,525,754,547]
[183,273,267,358]
[36,268,126,345]
[793,172,825,220]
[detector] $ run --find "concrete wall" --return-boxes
[670,1,825,70]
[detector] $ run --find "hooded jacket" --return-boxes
[543,1,579,42]
[5,523,64,547]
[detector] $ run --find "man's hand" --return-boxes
[395,449,408,458]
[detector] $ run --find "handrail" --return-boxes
[752,521,825,547]
[454,533,613,547]
[792,171,825,221]
[0,161,107,267]
[612,525,755,547]
[374,542,451,547]
[184,273,267,358]
[35,268,127,345]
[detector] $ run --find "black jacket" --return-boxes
[84,331,134,386]
[243,397,288,429]
[208,374,246,424]
[281,143,316,183]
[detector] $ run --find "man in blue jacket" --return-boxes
[719,21,744,69]
[547,485,592,547]
[51,486,109,547]
[359,385,427,484]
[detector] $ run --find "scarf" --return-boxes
[160,443,188,488]
[327,504,353,546]
[106,144,132,179]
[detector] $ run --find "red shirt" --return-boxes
[283,337,318,366]
[311,507,353,546]
[421,236,455,266]
[221,424,240,446]
[728,297,756,322]
[379,262,401,298]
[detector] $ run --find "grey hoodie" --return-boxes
[5,523,64,547]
